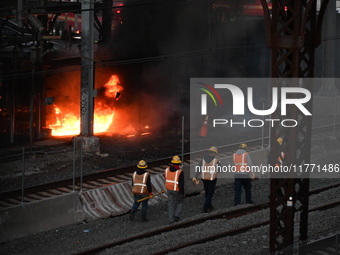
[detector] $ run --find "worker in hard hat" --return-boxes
[192,146,221,213]
[275,137,285,169]
[267,137,286,170]
[130,160,153,222]
[233,144,254,206]
[164,155,185,224]
[267,137,286,198]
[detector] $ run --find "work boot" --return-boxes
[140,217,148,222]
[129,210,135,221]
[206,206,214,212]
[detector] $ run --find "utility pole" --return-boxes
[79,0,100,152]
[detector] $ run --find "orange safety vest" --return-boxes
[233,152,249,173]
[275,152,285,168]
[165,167,182,191]
[132,171,149,195]
[202,158,218,180]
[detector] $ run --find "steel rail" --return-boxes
[152,201,340,255]
[1,123,339,205]
[73,203,270,255]
[0,137,265,203]
[73,187,340,255]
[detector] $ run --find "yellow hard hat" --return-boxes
[277,137,283,145]
[239,143,248,150]
[208,146,218,154]
[137,160,148,169]
[171,155,182,164]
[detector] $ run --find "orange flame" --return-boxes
[105,75,123,100]
[48,75,122,136]
[48,108,80,136]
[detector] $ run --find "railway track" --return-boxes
[1,123,339,208]
[304,232,340,255]
[0,124,339,254]
[0,138,263,208]
[73,187,340,255]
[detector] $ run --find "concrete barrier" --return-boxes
[0,192,85,243]
[80,174,168,222]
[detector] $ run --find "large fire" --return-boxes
[48,74,124,136]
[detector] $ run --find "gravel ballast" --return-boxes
[1,178,340,255]
[1,128,340,254]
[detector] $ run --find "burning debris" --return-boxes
[47,74,124,136]
[104,75,123,100]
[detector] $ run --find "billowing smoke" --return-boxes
[45,0,271,137]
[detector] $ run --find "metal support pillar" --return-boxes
[319,0,337,95]
[260,0,329,253]
[80,0,95,137]
[80,0,100,152]
[16,0,23,27]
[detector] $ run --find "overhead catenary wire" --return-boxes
[26,0,203,15]
[1,42,270,80]
[2,33,340,81]
[2,0,340,81]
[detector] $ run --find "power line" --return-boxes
[1,42,270,80]
[1,0,200,16]
[2,33,340,81]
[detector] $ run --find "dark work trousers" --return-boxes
[234,173,252,206]
[166,190,183,223]
[131,194,148,218]
[202,179,217,211]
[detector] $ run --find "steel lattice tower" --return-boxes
[260,0,329,253]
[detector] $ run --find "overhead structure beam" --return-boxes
[260,0,329,253]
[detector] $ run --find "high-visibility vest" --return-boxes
[275,152,285,168]
[202,158,218,180]
[165,167,182,191]
[132,171,149,195]
[233,152,249,173]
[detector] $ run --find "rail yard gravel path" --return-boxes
[1,178,339,255]
[0,132,191,193]
[1,122,340,254]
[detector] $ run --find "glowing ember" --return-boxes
[140,125,151,136]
